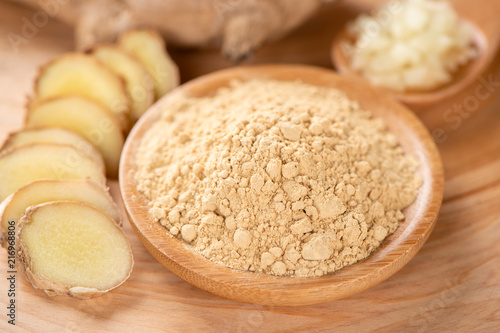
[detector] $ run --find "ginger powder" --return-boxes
[135,79,422,277]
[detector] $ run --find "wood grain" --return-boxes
[0,0,499,331]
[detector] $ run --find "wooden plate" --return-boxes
[119,64,444,306]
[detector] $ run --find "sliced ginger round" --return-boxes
[118,29,179,100]
[17,201,133,299]
[26,96,125,178]
[0,179,121,246]
[92,45,155,122]
[1,127,103,169]
[33,53,130,131]
[0,143,106,202]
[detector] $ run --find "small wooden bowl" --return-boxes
[329,0,500,110]
[331,24,490,107]
[119,64,444,306]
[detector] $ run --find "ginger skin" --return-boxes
[11,0,334,62]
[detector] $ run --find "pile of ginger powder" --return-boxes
[135,79,422,277]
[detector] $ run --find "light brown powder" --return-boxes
[135,79,422,277]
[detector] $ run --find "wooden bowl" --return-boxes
[119,64,444,306]
[331,24,490,108]
[331,0,500,108]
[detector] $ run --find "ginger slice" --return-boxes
[33,53,130,131]
[26,96,125,178]
[17,201,133,299]
[1,127,103,169]
[92,45,155,122]
[0,143,106,202]
[0,179,121,246]
[118,29,179,99]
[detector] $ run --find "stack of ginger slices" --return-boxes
[0,29,179,299]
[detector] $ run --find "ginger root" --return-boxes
[26,96,125,178]
[0,179,121,246]
[118,29,179,100]
[11,0,331,62]
[33,53,131,131]
[1,127,103,170]
[17,201,133,299]
[0,143,106,202]
[92,44,155,121]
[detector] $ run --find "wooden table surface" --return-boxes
[1,1,499,332]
